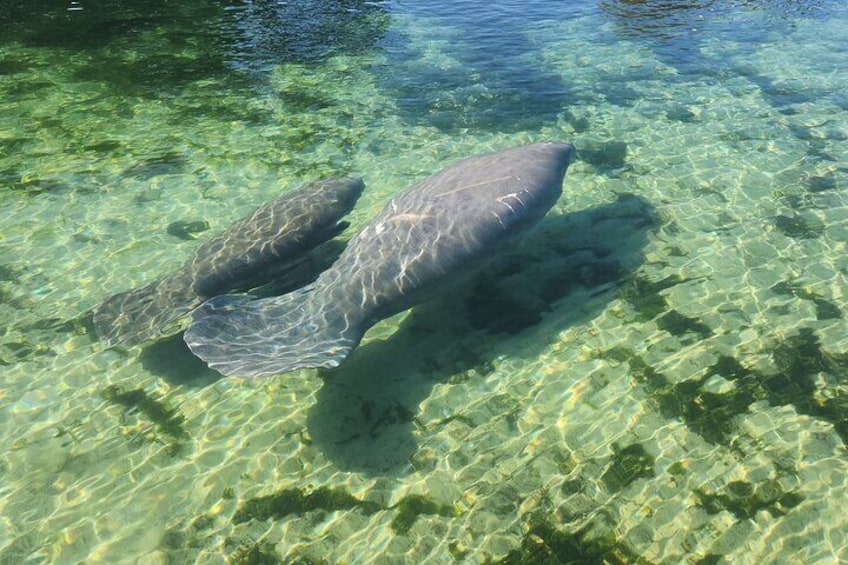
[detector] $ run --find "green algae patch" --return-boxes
[233,487,381,524]
[493,520,651,565]
[0,339,54,365]
[768,328,848,442]
[603,329,848,447]
[656,310,713,341]
[616,274,694,320]
[449,540,470,561]
[770,281,842,320]
[229,541,280,565]
[577,140,629,171]
[667,460,688,477]
[602,349,758,445]
[167,219,211,241]
[695,479,804,520]
[811,298,841,321]
[772,214,824,239]
[604,347,665,391]
[806,173,838,193]
[195,489,462,558]
[389,494,461,534]
[101,385,189,441]
[601,443,656,492]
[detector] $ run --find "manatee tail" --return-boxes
[183,287,358,378]
[92,279,199,347]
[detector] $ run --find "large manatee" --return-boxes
[184,142,575,377]
[92,177,364,346]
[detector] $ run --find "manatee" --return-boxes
[184,142,575,377]
[92,177,364,346]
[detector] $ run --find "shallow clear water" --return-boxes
[1,0,847,563]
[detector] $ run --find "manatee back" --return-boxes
[315,142,574,320]
[189,176,364,297]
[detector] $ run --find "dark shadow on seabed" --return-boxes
[305,194,659,474]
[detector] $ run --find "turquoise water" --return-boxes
[1,1,847,563]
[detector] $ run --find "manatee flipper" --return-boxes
[184,289,358,378]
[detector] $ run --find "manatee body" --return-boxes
[92,177,364,346]
[184,142,575,377]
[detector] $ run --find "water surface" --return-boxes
[1,0,847,563]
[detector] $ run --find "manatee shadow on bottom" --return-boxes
[305,193,659,474]
[139,333,224,388]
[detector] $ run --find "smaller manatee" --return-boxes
[92,177,364,346]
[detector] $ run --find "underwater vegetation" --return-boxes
[223,485,654,563]
[166,219,212,241]
[491,520,650,565]
[577,140,629,171]
[1,0,390,87]
[772,214,824,239]
[101,384,189,445]
[655,310,713,342]
[600,443,656,493]
[665,104,698,123]
[770,280,842,320]
[603,328,848,446]
[770,328,848,441]
[228,541,281,565]
[232,485,461,535]
[164,488,462,563]
[805,173,838,193]
[616,273,701,322]
[106,274,841,563]
[389,494,461,534]
[3,174,72,196]
[0,338,53,366]
[592,339,820,553]
[123,152,188,181]
[233,486,381,524]
[0,264,26,307]
[694,479,804,521]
